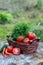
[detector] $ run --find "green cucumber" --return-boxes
[0,43,8,52]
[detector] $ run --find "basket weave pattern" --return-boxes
[7,37,40,54]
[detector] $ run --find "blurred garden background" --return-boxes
[0,0,43,42]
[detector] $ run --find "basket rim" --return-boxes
[7,37,40,46]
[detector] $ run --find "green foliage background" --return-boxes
[0,0,43,42]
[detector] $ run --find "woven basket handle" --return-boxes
[30,38,40,44]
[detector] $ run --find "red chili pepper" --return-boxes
[5,48,11,55]
[2,48,6,56]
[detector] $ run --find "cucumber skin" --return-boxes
[0,44,8,52]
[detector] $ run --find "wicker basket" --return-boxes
[7,36,40,54]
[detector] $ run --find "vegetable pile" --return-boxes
[16,32,36,43]
[1,22,37,55]
[2,32,36,56]
[2,46,20,56]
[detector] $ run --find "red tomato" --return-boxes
[7,46,13,53]
[23,38,30,43]
[2,48,6,56]
[27,32,36,40]
[17,36,24,42]
[12,48,20,55]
